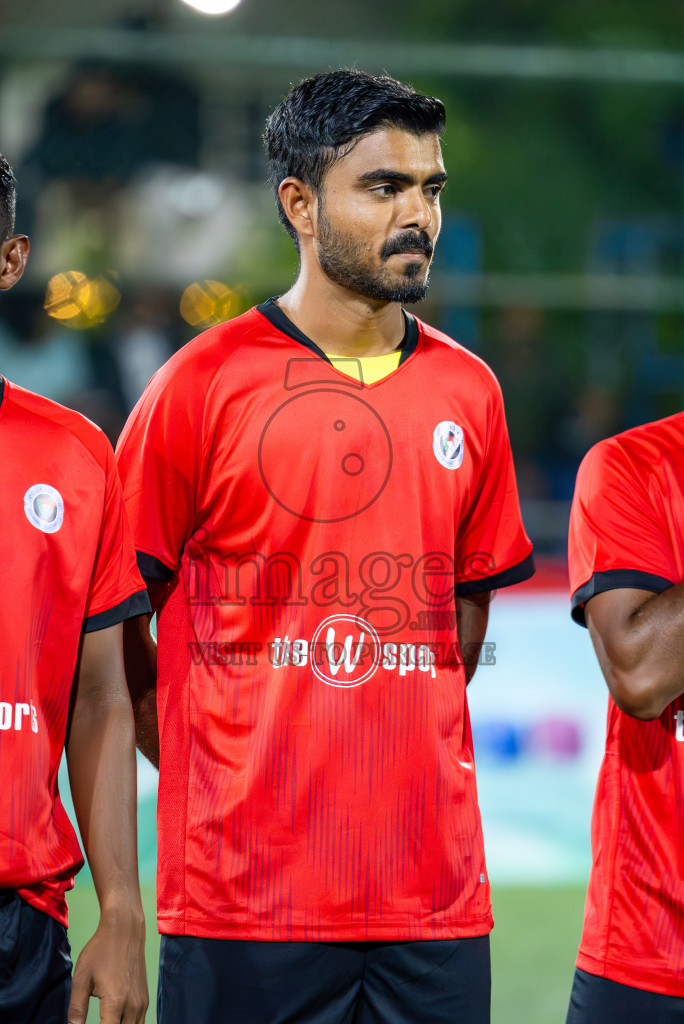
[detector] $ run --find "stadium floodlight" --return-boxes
[179,0,243,14]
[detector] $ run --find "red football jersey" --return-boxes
[569,411,684,997]
[117,300,534,941]
[0,377,150,925]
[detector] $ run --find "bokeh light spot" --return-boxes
[180,280,239,328]
[44,271,121,330]
[179,0,243,14]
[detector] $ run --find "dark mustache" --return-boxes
[381,232,433,259]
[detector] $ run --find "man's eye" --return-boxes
[425,185,443,199]
[371,184,396,196]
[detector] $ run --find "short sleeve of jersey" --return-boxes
[84,438,151,631]
[116,362,200,581]
[453,373,534,594]
[569,438,676,626]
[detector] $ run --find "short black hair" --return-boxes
[0,153,16,242]
[264,70,446,247]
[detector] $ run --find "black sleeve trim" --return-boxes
[571,569,674,627]
[82,589,152,634]
[136,551,175,582]
[454,551,535,596]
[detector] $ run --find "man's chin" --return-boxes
[322,262,430,304]
[394,287,430,304]
[383,270,431,304]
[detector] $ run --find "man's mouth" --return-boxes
[391,250,427,260]
[381,233,433,261]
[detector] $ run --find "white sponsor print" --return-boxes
[311,614,381,688]
[675,710,684,742]
[0,701,39,732]
[270,615,436,688]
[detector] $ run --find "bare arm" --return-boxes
[585,583,684,720]
[122,578,167,770]
[123,614,158,770]
[456,592,492,685]
[65,623,148,1024]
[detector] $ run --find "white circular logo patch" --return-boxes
[433,421,464,470]
[24,484,64,533]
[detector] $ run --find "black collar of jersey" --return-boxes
[257,297,419,366]
[0,376,4,405]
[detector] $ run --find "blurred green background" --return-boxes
[3,2,683,1020]
[2,1,683,549]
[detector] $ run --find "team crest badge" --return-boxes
[433,421,464,470]
[24,484,64,533]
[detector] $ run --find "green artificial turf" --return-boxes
[490,885,585,1023]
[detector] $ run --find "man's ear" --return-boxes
[0,234,30,291]
[278,178,317,242]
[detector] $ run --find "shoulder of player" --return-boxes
[5,378,111,474]
[142,306,264,400]
[414,316,503,395]
[578,411,684,488]
[615,410,684,457]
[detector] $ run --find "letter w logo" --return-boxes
[311,615,381,688]
[325,627,365,676]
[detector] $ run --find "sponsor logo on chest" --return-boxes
[269,614,436,687]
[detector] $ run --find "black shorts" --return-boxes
[0,890,72,1024]
[566,967,684,1024]
[157,934,491,1024]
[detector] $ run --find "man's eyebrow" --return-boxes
[357,169,448,186]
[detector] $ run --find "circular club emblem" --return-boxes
[310,614,382,688]
[24,484,64,534]
[433,421,464,470]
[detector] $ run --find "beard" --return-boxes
[316,208,434,304]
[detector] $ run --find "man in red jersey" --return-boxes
[0,154,149,1024]
[118,70,534,1024]
[567,414,684,1023]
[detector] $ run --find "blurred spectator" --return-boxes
[485,305,575,499]
[21,61,199,185]
[16,57,200,242]
[106,289,180,411]
[487,305,624,504]
[0,296,89,403]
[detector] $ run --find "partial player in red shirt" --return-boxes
[0,154,149,1024]
[119,70,534,1024]
[567,413,684,1023]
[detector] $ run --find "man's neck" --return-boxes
[275,275,406,357]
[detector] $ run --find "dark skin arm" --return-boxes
[65,623,148,1024]
[585,583,684,720]
[456,592,492,685]
[122,578,167,770]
